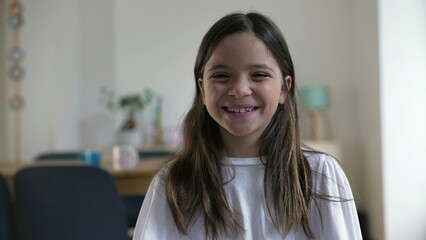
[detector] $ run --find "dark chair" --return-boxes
[35,149,172,161]
[122,195,145,227]
[33,149,172,228]
[0,173,15,240]
[14,166,129,240]
[35,151,84,161]
[138,150,172,159]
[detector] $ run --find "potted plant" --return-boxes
[100,87,154,146]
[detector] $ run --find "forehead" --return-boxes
[205,33,279,68]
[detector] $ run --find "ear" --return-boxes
[279,75,292,104]
[198,78,205,104]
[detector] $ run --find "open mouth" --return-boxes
[223,107,258,113]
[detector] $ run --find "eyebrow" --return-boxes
[206,65,231,73]
[248,64,275,73]
[206,64,275,73]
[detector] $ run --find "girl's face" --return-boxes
[198,33,291,145]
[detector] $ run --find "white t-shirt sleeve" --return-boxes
[308,154,363,240]
[132,172,183,240]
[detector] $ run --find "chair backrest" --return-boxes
[35,151,84,161]
[0,173,15,240]
[37,150,173,160]
[14,166,129,240]
[138,150,172,158]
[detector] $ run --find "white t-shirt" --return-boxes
[133,152,362,240]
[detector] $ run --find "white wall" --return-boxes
[18,0,82,159]
[379,0,426,239]
[351,0,384,239]
[79,0,116,149]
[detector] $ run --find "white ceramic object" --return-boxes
[116,129,141,147]
[112,145,138,170]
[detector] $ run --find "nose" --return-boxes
[228,78,252,98]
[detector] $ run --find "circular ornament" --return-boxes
[8,64,25,82]
[8,46,25,63]
[7,15,24,29]
[9,1,24,17]
[9,95,25,111]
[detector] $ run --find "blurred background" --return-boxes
[0,0,425,239]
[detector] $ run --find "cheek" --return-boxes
[259,84,282,104]
[203,85,223,102]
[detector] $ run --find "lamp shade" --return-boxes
[300,85,330,110]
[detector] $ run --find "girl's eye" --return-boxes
[212,73,229,78]
[252,72,269,80]
[211,73,230,82]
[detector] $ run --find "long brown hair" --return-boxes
[166,12,314,238]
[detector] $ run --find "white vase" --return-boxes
[116,129,141,147]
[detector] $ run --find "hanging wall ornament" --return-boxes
[7,15,24,29]
[8,64,25,82]
[8,1,24,16]
[7,0,25,162]
[7,1,24,29]
[8,46,25,63]
[8,95,25,111]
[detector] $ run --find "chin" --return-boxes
[223,127,256,138]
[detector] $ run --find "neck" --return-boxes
[220,128,261,158]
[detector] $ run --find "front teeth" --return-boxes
[227,107,254,113]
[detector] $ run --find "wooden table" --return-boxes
[0,158,168,196]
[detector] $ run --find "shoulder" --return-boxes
[304,151,353,199]
[133,159,183,239]
[304,150,342,175]
[142,159,176,199]
[303,151,362,239]
[156,159,176,178]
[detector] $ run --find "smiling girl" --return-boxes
[133,12,362,240]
